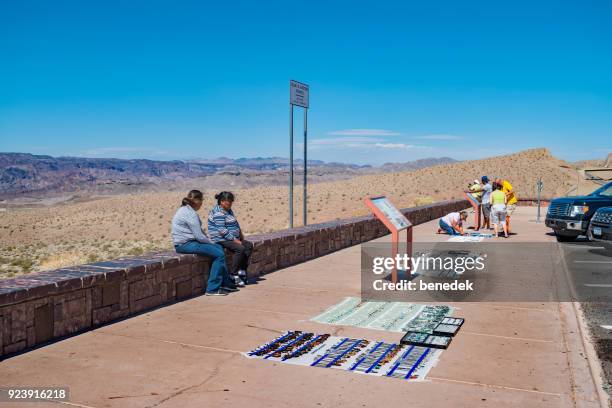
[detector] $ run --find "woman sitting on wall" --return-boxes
[172,190,237,296]
[208,191,253,287]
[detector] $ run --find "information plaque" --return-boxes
[369,196,411,231]
[364,195,413,283]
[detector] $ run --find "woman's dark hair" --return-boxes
[215,191,235,205]
[493,182,502,191]
[181,190,203,206]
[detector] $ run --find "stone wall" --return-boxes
[516,198,551,206]
[0,199,468,358]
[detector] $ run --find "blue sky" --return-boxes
[0,0,610,165]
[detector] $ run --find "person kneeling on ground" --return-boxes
[437,211,468,236]
[490,183,509,238]
[172,190,237,296]
[208,191,253,287]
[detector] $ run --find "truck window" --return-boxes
[590,182,612,197]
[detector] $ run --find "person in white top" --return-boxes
[437,211,468,236]
[470,176,493,229]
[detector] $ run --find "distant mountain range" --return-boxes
[0,153,457,199]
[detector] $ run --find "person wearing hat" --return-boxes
[467,179,483,200]
[465,176,493,230]
[479,176,493,229]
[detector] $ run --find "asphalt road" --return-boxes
[559,237,612,395]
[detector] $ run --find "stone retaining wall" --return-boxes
[0,199,468,357]
[516,198,551,206]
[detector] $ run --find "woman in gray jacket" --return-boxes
[172,190,236,296]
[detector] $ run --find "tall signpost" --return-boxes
[289,80,309,228]
[536,178,544,223]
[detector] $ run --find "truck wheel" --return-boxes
[555,232,578,242]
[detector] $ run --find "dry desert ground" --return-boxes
[0,148,587,278]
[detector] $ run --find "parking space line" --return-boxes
[563,245,605,250]
[574,260,612,264]
[584,284,612,287]
[601,325,612,330]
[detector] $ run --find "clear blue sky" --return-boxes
[0,0,610,165]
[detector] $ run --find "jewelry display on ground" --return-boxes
[311,297,452,333]
[245,331,442,381]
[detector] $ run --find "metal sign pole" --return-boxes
[536,178,543,223]
[289,79,309,229]
[289,104,294,228]
[303,108,308,226]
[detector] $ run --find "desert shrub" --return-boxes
[413,196,434,206]
[128,246,144,255]
[11,257,34,272]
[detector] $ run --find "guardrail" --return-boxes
[584,168,612,186]
[516,198,551,206]
[0,199,469,358]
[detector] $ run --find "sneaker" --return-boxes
[233,275,246,287]
[205,290,228,296]
[221,285,239,292]
[238,270,248,284]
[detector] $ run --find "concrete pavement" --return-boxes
[0,207,608,408]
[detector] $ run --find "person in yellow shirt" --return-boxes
[468,179,482,200]
[496,178,517,233]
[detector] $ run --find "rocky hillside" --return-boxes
[0,153,456,199]
[0,147,579,278]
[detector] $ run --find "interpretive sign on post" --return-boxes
[364,196,413,283]
[290,80,309,108]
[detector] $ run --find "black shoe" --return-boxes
[221,286,239,293]
[232,275,246,287]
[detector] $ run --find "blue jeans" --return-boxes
[439,219,460,235]
[175,241,231,293]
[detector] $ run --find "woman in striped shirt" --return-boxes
[208,191,253,287]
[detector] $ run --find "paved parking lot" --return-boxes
[558,238,612,398]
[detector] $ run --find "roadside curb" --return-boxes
[558,243,610,407]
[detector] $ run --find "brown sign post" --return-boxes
[463,192,481,231]
[364,195,413,283]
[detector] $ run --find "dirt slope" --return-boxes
[0,148,579,277]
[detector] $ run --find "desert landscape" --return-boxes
[0,148,597,278]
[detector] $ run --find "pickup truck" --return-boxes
[587,206,612,245]
[545,181,612,242]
